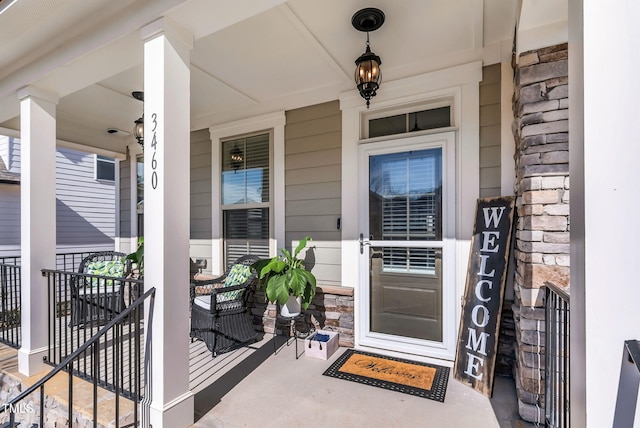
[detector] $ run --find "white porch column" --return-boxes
[570,0,640,426]
[17,86,58,376]
[141,18,194,428]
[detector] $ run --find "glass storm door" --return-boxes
[359,132,456,359]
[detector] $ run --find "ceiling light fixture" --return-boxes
[132,91,144,147]
[230,144,243,172]
[352,8,385,109]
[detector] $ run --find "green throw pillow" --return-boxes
[85,260,125,288]
[216,264,251,303]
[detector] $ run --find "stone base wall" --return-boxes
[496,300,516,377]
[512,43,570,423]
[0,370,103,428]
[513,44,570,422]
[250,285,355,347]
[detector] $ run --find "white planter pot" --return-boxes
[281,295,302,317]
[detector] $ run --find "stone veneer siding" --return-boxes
[250,284,354,347]
[512,43,570,423]
[0,363,134,427]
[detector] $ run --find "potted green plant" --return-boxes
[122,237,144,278]
[252,236,317,317]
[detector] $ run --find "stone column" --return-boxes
[141,18,194,428]
[17,86,58,376]
[512,43,570,423]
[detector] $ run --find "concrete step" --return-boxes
[0,345,137,428]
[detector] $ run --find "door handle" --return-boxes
[359,233,371,254]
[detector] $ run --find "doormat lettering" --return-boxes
[323,349,449,402]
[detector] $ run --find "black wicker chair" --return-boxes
[190,254,260,356]
[70,251,129,327]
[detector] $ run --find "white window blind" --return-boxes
[370,148,442,274]
[221,134,270,266]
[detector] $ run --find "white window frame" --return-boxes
[340,61,482,357]
[364,100,454,139]
[209,112,285,276]
[220,131,272,268]
[95,154,116,181]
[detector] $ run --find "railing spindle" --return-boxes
[0,286,155,428]
[545,282,570,428]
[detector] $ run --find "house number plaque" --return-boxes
[150,112,158,189]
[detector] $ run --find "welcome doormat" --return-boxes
[322,349,449,402]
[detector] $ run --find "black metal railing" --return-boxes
[0,287,155,428]
[42,269,144,399]
[0,251,122,350]
[545,282,570,428]
[3,251,113,272]
[0,257,21,348]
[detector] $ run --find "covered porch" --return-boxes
[1,0,639,426]
[0,336,526,427]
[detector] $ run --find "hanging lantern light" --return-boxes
[230,144,243,172]
[132,91,144,147]
[352,8,385,108]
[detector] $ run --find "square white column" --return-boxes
[17,86,58,376]
[570,0,640,425]
[141,18,194,428]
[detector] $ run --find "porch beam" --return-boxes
[17,86,58,376]
[141,17,194,428]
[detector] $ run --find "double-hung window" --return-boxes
[221,133,271,266]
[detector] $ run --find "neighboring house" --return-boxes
[0,1,636,427]
[0,135,118,257]
[0,143,20,257]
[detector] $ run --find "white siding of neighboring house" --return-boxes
[0,184,20,257]
[0,136,20,256]
[0,137,116,256]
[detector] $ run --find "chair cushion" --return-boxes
[216,264,252,303]
[86,260,125,277]
[194,295,211,311]
[85,260,125,288]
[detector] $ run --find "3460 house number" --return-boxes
[150,113,158,189]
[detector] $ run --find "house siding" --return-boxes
[190,129,213,268]
[479,63,502,198]
[119,157,132,239]
[0,137,116,254]
[285,101,342,285]
[0,184,20,256]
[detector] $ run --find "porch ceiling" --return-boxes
[0,0,518,154]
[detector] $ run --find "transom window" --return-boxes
[368,106,451,139]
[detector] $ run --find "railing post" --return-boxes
[545,282,570,428]
[0,287,154,428]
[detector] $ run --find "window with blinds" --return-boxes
[369,148,442,274]
[221,133,270,267]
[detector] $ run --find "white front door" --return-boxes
[358,132,457,360]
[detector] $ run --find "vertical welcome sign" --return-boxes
[454,196,515,397]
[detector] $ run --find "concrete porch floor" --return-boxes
[190,334,537,428]
[0,334,538,428]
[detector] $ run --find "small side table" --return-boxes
[273,313,306,359]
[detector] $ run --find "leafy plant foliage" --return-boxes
[252,236,317,310]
